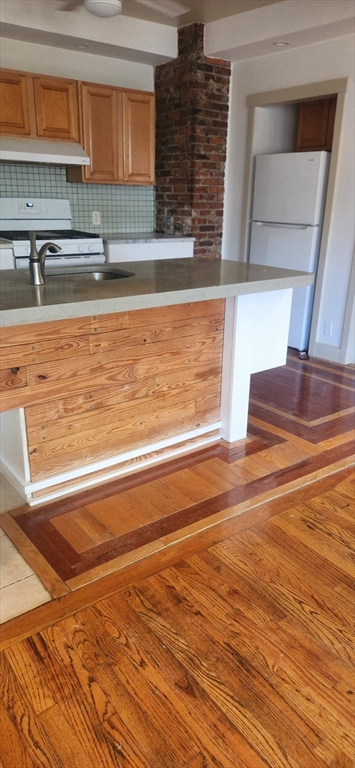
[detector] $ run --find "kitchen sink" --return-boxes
[47,268,134,282]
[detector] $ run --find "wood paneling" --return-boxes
[0,315,100,346]
[0,301,224,484]
[0,335,90,369]
[0,367,27,391]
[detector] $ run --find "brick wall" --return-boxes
[155,23,231,259]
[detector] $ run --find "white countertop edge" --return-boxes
[102,233,195,243]
[0,273,313,327]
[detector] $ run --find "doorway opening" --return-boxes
[241,78,350,362]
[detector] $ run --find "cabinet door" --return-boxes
[80,83,122,183]
[0,71,32,136]
[33,76,79,141]
[123,91,155,184]
[296,98,336,151]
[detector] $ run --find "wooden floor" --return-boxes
[0,351,354,767]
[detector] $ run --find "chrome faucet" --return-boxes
[28,231,61,285]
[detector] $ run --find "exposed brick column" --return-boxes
[155,23,231,259]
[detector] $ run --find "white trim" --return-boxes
[0,458,27,501]
[19,423,221,505]
[0,407,31,484]
[246,78,348,107]
[339,250,355,364]
[312,341,341,363]
[19,408,31,482]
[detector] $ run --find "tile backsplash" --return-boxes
[0,164,155,233]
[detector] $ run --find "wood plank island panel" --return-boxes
[0,300,225,488]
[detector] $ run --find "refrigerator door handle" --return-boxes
[254,222,312,230]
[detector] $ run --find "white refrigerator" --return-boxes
[249,151,329,353]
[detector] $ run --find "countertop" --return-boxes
[0,238,13,249]
[102,232,195,243]
[0,258,314,327]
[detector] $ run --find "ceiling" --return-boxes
[0,0,353,67]
[105,0,285,27]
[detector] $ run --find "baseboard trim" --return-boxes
[313,341,341,363]
[19,423,222,506]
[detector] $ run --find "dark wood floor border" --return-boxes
[287,350,355,377]
[286,358,355,387]
[70,437,355,576]
[1,464,353,652]
[13,516,78,581]
[10,437,355,582]
[250,367,354,424]
[249,403,355,443]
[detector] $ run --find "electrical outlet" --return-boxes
[92,211,101,226]
[323,321,333,337]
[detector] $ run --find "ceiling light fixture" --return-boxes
[273,41,289,47]
[84,0,122,17]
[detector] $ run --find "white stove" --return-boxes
[0,198,105,269]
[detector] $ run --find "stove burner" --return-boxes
[0,230,101,241]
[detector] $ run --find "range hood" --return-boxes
[0,137,90,166]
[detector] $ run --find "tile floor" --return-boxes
[0,474,51,624]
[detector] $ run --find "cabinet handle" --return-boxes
[254,222,311,230]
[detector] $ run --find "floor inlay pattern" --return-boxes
[2,351,354,595]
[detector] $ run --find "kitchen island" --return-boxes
[0,258,313,504]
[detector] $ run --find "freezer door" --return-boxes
[249,221,320,351]
[252,151,329,225]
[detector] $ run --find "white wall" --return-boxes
[0,38,154,91]
[252,104,299,156]
[223,35,355,358]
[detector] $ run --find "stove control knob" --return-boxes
[88,244,94,252]
[78,245,85,253]
[26,246,31,255]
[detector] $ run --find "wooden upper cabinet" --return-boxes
[68,83,155,185]
[123,91,155,184]
[0,68,80,142]
[33,76,79,142]
[0,67,155,185]
[80,83,123,183]
[296,97,337,152]
[0,70,33,136]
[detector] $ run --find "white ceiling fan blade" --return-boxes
[134,0,190,18]
[59,0,82,10]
